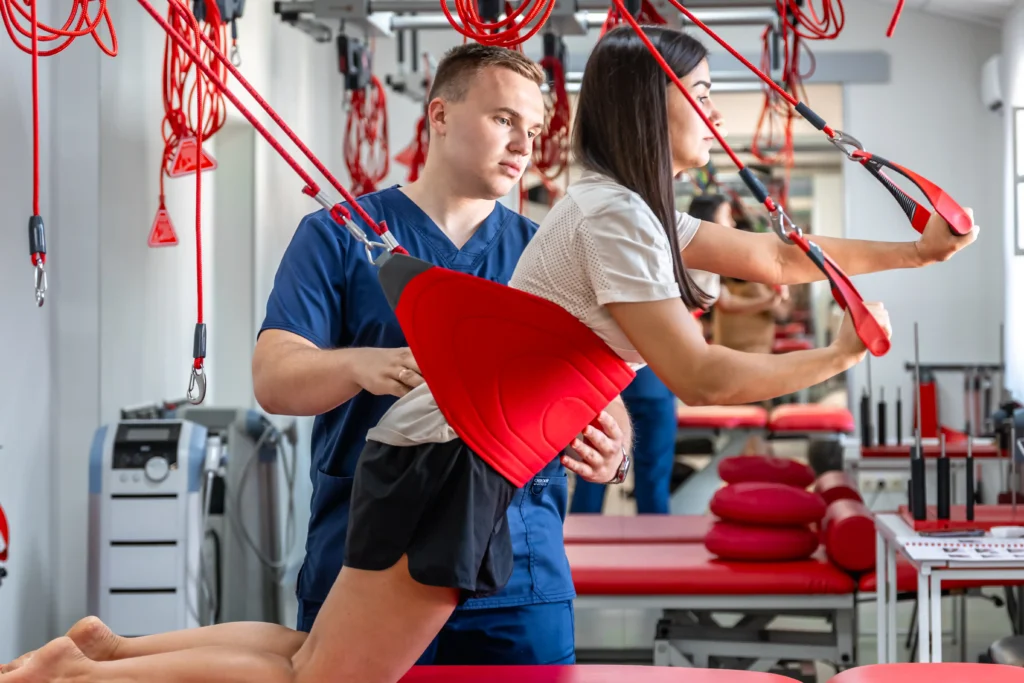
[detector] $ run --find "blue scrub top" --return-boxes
[260,186,576,611]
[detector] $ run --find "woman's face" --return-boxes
[666,58,725,175]
[713,201,735,228]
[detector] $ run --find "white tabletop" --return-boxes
[876,513,1024,567]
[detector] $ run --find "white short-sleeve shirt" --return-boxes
[366,170,702,447]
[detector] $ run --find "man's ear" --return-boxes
[427,97,447,137]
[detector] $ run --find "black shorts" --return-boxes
[344,438,518,602]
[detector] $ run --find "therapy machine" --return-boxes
[87,403,297,636]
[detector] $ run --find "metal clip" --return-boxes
[828,129,864,160]
[34,262,47,307]
[768,206,802,245]
[230,44,241,66]
[188,365,207,405]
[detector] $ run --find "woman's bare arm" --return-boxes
[606,297,890,406]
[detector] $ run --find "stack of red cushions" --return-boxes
[705,455,825,562]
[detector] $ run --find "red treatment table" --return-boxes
[672,406,769,515]
[568,542,857,671]
[399,665,798,682]
[563,514,713,544]
[828,663,1024,682]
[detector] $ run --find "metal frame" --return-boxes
[1014,107,1024,256]
[574,593,857,672]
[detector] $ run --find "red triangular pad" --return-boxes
[395,266,635,487]
[0,503,8,562]
[149,208,179,247]
[394,141,418,168]
[168,137,217,177]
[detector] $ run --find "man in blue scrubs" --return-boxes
[253,44,629,666]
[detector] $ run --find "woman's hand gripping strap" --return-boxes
[787,230,891,357]
[829,131,972,237]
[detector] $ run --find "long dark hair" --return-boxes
[572,24,711,309]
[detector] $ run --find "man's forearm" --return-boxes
[777,236,923,284]
[605,396,634,455]
[253,345,364,416]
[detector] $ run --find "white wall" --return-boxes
[782,3,1003,439]
[1004,2,1024,399]
[0,9,56,660]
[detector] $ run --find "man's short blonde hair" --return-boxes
[428,44,545,102]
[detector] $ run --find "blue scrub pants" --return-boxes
[570,394,677,514]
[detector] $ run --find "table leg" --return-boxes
[887,540,898,661]
[876,530,887,663]
[917,569,932,663]
[930,574,943,662]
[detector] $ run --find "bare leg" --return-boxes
[4,636,295,683]
[7,555,457,683]
[292,554,459,683]
[0,617,307,673]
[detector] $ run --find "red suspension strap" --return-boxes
[1,0,117,307]
[668,0,973,239]
[345,74,391,196]
[611,3,890,357]
[600,0,665,35]
[529,36,572,205]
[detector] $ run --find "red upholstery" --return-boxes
[392,260,635,488]
[705,521,819,562]
[677,405,769,429]
[814,471,863,504]
[718,455,816,488]
[563,514,713,544]
[568,543,856,595]
[827,663,1024,683]
[400,665,796,682]
[710,482,827,526]
[773,337,814,353]
[769,404,856,433]
[821,500,875,572]
[775,322,806,338]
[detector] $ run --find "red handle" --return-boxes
[788,232,891,357]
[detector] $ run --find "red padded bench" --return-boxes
[399,665,797,682]
[563,515,713,545]
[569,543,855,596]
[828,663,1024,682]
[677,405,769,430]
[768,404,855,435]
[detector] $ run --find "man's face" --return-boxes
[433,66,545,200]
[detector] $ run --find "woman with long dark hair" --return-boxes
[7,25,974,683]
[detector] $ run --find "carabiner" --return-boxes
[828,129,864,160]
[188,364,207,405]
[33,262,47,307]
[768,206,802,246]
[230,44,241,67]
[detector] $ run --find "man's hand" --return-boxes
[562,411,628,484]
[915,207,978,265]
[349,347,424,397]
[832,301,892,363]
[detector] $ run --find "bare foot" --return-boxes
[65,616,122,662]
[0,616,120,674]
[1,637,93,682]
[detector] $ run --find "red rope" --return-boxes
[1,0,117,304]
[442,0,555,48]
[600,0,665,36]
[345,75,390,196]
[532,56,570,187]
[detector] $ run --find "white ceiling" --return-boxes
[864,0,1016,27]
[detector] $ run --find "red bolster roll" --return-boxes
[710,481,827,526]
[821,499,876,573]
[705,521,819,562]
[813,470,863,505]
[717,454,816,489]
